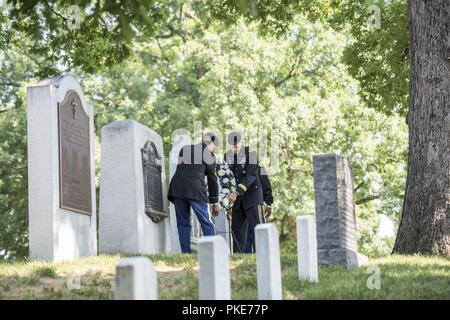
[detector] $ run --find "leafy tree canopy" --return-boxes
[4,0,169,75]
[2,1,409,116]
[209,0,409,116]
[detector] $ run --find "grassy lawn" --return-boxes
[0,254,449,300]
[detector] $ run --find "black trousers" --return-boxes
[243,206,266,253]
[231,200,261,253]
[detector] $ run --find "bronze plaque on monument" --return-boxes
[58,90,92,215]
[141,140,168,223]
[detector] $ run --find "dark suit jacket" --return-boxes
[225,147,264,210]
[168,143,219,204]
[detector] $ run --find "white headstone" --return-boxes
[114,257,157,300]
[99,120,170,254]
[198,236,230,300]
[255,223,282,300]
[27,75,97,262]
[213,213,231,250]
[296,215,319,283]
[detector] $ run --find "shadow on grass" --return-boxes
[282,254,450,300]
[0,254,449,300]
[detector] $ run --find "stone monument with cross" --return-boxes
[27,75,97,262]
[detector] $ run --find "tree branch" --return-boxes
[354,181,365,193]
[155,30,176,39]
[356,195,381,205]
[0,105,19,114]
[155,3,188,42]
[45,3,68,22]
[155,38,171,64]
[0,82,21,87]
[274,52,303,87]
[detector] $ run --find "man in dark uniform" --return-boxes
[225,132,264,253]
[168,133,220,253]
[243,166,273,253]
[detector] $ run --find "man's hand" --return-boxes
[265,205,272,218]
[228,191,238,205]
[211,204,221,217]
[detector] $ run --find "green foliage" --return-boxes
[0,27,31,259]
[338,1,409,116]
[31,265,57,278]
[210,0,410,116]
[1,1,410,115]
[0,99,28,260]
[4,0,169,76]
[20,274,40,286]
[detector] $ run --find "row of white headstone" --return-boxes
[114,216,318,300]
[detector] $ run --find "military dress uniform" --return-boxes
[243,166,273,253]
[225,146,264,253]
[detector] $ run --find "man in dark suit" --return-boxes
[168,133,220,253]
[225,132,264,253]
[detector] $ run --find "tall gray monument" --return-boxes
[313,154,368,268]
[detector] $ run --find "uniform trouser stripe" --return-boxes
[258,205,266,224]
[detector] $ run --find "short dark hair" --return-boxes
[202,132,217,145]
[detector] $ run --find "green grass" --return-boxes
[0,254,449,300]
[31,265,57,278]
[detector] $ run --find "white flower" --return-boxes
[222,178,229,183]
[223,198,229,206]
[222,188,230,194]
[217,169,225,176]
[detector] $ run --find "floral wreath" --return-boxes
[215,155,237,210]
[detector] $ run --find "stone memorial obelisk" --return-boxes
[27,76,97,262]
[313,154,368,268]
[99,120,170,254]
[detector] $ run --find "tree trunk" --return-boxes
[393,0,450,255]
